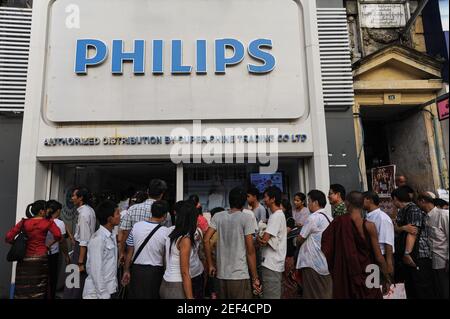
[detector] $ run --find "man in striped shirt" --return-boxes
[118,179,168,265]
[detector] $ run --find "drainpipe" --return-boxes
[431,112,446,190]
[423,107,446,190]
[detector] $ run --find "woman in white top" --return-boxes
[160,201,204,299]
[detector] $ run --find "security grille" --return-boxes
[0,6,31,112]
[317,8,354,111]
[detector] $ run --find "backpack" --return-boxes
[7,219,28,262]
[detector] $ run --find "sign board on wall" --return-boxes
[438,97,449,121]
[44,0,309,122]
[360,4,407,28]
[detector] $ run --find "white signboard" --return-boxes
[44,0,309,122]
[361,4,407,28]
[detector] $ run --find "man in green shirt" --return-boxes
[328,184,347,218]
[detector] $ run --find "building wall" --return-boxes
[442,118,449,169]
[0,114,22,299]
[317,0,344,8]
[422,0,449,82]
[317,0,361,191]
[348,0,448,192]
[346,0,426,61]
[326,111,362,191]
[386,111,435,191]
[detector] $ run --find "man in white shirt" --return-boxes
[121,200,170,299]
[257,186,286,299]
[296,190,333,299]
[363,191,395,277]
[83,200,121,299]
[417,193,449,299]
[64,187,96,299]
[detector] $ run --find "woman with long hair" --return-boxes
[6,200,62,299]
[160,201,204,299]
[188,194,209,234]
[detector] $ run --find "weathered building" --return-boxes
[345,0,449,195]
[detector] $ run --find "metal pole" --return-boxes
[400,0,430,43]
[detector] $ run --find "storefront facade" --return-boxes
[15,0,330,223]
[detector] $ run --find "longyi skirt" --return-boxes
[15,255,49,299]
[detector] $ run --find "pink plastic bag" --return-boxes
[383,283,407,299]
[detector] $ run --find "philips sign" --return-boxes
[75,39,276,75]
[43,0,310,122]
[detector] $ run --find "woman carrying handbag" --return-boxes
[5,200,62,299]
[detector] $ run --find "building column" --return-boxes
[176,163,184,202]
[424,102,449,191]
[353,101,368,190]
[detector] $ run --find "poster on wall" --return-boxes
[250,173,284,193]
[438,97,449,121]
[379,198,396,218]
[371,165,396,198]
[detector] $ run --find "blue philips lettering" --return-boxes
[74,39,276,75]
[152,40,164,74]
[171,40,192,74]
[215,38,245,74]
[111,39,145,74]
[196,40,207,74]
[248,39,276,74]
[75,39,108,74]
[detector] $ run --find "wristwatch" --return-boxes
[404,251,410,256]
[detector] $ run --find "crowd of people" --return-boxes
[5,176,449,299]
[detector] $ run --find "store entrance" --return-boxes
[50,161,177,225]
[360,104,428,191]
[49,158,306,223]
[183,159,305,211]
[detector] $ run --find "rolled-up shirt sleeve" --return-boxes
[78,213,92,247]
[126,230,134,247]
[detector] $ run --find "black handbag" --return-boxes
[115,266,128,299]
[7,219,28,262]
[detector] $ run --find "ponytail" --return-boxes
[25,204,34,218]
[25,200,47,218]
